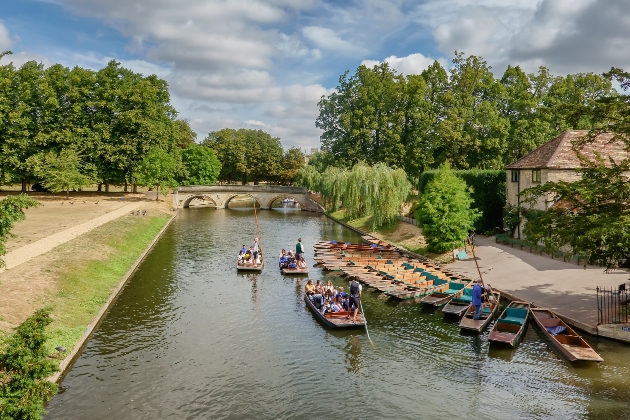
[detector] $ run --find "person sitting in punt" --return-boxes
[330,298,343,313]
[315,280,325,295]
[238,249,245,264]
[325,280,335,294]
[305,279,316,296]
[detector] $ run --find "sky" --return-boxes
[1,0,630,151]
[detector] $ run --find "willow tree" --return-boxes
[296,165,321,192]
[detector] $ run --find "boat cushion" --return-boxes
[433,278,448,286]
[448,282,465,291]
[546,326,567,335]
[482,307,493,315]
[452,288,473,303]
[505,307,528,319]
[498,317,523,325]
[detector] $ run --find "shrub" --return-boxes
[0,308,58,419]
[415,164,481,253]
[419,169,505,233]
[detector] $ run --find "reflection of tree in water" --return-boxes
[343,335,363,374]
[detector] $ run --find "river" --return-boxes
[46,206,630,419]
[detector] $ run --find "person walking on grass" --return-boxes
[472,279,485,320]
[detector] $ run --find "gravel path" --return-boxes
[0,202,142,272]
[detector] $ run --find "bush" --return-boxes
[419,169,505,233]
[0,308,58,419]
[415,164,480,253]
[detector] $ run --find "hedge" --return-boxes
[418,169,505,233]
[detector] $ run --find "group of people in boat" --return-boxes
[237,238,261,266]
[279,238,307,270]
[305,278,363,321]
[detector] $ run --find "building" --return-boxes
[304,148,318,165]
[505,130,628,238]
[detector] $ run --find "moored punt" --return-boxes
[442,287,474,317]
[420,280,470,307]
[488,301,530,346]
[530,309,603,362]
[303,295,366,329]
[458,292,501,333]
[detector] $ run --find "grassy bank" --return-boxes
[328,210,452,263]
[42,213,170,356]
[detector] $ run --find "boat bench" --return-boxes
[444,282,466,295]
[498,308,528,325]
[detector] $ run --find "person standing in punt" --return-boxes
[296,238,305,262]
[252,238,260,267]
[472,279,485,320]
[347,279,362,322]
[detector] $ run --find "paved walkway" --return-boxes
[448,236,629,332]
[0,202,142,272]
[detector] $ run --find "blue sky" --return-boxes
[2,0,630,150]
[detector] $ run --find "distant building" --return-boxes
[505,130,628,238]
[304,148,318,165]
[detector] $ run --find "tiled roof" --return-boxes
[506,130,629,169]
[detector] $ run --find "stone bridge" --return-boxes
[175,185,324,211]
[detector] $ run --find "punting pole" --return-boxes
[253,197,262,260]
[468,237,495,318]
[359,300,374,345]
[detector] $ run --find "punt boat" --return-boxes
[237,255,264,272]
[278,256,309,275]
[530,308,603,362]
[488,301,530,346]
[442,287,474,316]
[420,280,470,307]
[458,292,501,333]
[304,295,365,329]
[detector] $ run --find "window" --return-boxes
[511,170,519,182]
[532,169,541,183]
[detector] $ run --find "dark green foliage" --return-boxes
[180,144,221,185]
[135,148,180,201]
[521,156,630,268]
[0,308,58,419]
[502,204,521,236]
[0,194,40,265]
[418,169,505,233]
[415,164,480,253]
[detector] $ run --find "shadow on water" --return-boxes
[45,207,630,420]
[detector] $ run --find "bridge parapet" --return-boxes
[176,185,322,211]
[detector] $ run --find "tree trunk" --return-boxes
[132,184,138,194]
[155,185,159,202]
[105,180,110,193]
[21,178,27,193]
[124,180,128,192]
[241,175,247,185]
[97,183,102,192]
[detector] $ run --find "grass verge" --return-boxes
[43,214,170,357]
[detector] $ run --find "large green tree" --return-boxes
[29,149,95,199]
[415,164,480,253]
[202,128,247,183]
[180,144,221,185]
[277,147,304,185]
[135,148,180,201]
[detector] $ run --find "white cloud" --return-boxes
[302,26,367,55]
[0,22,12,51]
[361,53,448,75]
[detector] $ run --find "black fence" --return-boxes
[596,283,630,325]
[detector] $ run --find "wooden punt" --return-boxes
[458,292,501,333]
[304,295,365,329]
[442,287,474,317]
[488,301,530,346]
[530,308,603,362]
[237,257,264,272]
[420,280,471,307]
[278,257,309,275]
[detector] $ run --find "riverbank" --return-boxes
[0,196,175,374]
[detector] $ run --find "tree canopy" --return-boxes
[180,144,221,185]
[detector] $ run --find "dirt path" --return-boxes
[1,202,142,272]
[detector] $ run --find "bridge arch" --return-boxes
[182,195,218,208]
[266,194,306,209]
[224,194,262,209]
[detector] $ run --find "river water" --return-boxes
[46,206,630,419]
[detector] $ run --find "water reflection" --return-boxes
[46,207,630,420]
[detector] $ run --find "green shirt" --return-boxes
[296,242,304,254]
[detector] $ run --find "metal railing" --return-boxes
[597,283,630,325]
[398,215,418,226]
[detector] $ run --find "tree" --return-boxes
[243,130,283,184]
[29,149,95,198]
[202,128,247,183]
[307,151,338,172]
[180,144,221,185]
[0,308,58,419]
[519,68,630,268]
[278,147,305,185]
[0,194,40,266]
[135,148,180,201]
[172,119,197,149]
[415,164,480,253]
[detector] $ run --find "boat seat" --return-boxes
[482,307,493,315]
[444,282,465,294]
[452,288,473,304]
[432,278,448,286]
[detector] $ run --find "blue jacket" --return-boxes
[472,284,484,306]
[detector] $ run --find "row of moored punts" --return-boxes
[312,239,603,363]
